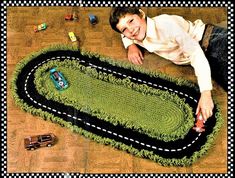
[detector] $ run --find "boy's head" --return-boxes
[109,7,147,41]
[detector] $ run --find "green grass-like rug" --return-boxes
[11,45,223,166]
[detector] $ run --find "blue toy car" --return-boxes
[89,14,98,25]
[50,68,68,90]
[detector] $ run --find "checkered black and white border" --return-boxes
[1,0,234,178]
[2,0,230,7]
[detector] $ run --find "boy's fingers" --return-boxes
[135,53,143,64]
[130,57,138,65]
[137,57,143,64]
[195,107,200,115]
[130,56,142,65]
[128,56,134,63]
[135,58,142,65]
[209,110,213,117]
[201,110,207,120]
[201,109,211,120]
[137,56,143,65]
[139,51,144,60]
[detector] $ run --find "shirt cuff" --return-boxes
[197,76,213,92]
[121,34,134,49]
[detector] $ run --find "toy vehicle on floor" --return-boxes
[65,14,73,20]
[50,68,69,90]
[24,133,56,150]
[65,12,78,21]
[193,113,206,132]
[68,32,77,42]
[89,14,98,25]
[34,23,47,32]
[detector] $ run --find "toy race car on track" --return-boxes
[24,133,56,150]
[50,68,68,90]
[34,23,47,32]
[193,113,206,132]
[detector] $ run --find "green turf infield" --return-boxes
[34,59,194,142]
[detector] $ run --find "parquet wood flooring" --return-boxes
[7,7,227,173]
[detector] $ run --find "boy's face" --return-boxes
[116,13,147,41]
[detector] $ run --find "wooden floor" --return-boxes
[7,7,228,173]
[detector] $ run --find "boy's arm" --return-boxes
[127,44,144,65]
[172,26,213,92]
[121,34,144,65]
[172,24,214,120]
[190,48,214,120]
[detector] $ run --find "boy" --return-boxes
[109,7,228,120]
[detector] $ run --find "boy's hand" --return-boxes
[196,90,214,120]
[127,44,144,65]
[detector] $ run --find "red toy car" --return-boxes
[65,14,73,20]
[65,12,78,21]
[24,133,56,150]
[193,113,206,132]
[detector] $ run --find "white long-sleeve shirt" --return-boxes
[122,14,212,92]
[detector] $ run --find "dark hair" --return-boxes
[109,7,141,33]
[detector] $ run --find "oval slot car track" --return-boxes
[13,49,221,166]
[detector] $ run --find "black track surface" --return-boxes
[15,50,218,160]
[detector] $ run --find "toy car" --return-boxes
[193,113,206,132]
[68,32,77,42]
[65,12,78,21]
[50,68,69,90]
[34,23,47,32]
[24,133,56,150]
[65,14,73,20]
[89,14,98,25]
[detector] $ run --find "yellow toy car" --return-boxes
[68,32,77,42]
